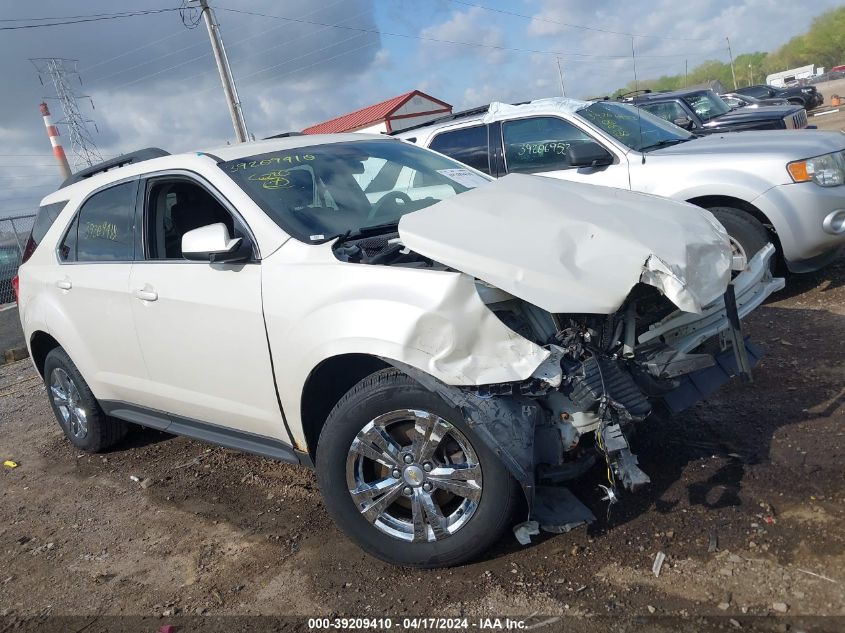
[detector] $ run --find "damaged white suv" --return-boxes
[16,135,783,567]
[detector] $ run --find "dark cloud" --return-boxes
[0,0,381,215]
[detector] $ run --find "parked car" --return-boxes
[0,243,21,304]
[397,98,845,272]
[735,84,824,110]
[17,136,782,567]
[720,92,790,108]
[625,89,808,132]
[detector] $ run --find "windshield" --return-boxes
[682,91,731,121]
[577,101,692,152]
[221,140,491,242]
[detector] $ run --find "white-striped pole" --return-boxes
[40,102,71,180]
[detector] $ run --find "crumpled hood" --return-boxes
[398,174,732,315]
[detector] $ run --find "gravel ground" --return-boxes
[0,259,843,633]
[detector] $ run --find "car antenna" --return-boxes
[631,37,646,165]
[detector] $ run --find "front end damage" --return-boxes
[379,245,783,537]
[334,174,784,538]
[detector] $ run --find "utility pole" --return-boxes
[685,59,688,87]
[31,58,103,170]
[726,36,737,90]
[556,58,566,97]
[748,63,754,86]
[197,0,249,143]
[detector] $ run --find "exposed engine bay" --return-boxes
[333,228,784,537]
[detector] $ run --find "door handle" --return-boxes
[133,287,158,302]
[55,279,72,290]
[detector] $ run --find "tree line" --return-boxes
[610,6,845,96]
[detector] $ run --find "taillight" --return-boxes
[21,235,37,265]
[12,275,20,304]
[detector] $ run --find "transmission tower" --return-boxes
[31,58,103,170]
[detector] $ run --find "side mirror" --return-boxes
[567,141,614,168]
[182,223,249,263]
[672,116,694,130]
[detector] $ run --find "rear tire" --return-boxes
[44,348,127,453]
[316,368,520,568]
[707,206,773,270]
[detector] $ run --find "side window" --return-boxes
[502,116,594,174]
[75,181,137,262]
[59,215,79,262]
[640,101,690,124]
[429,125,490,174]
[144,179,240,260]
[722,95,741,108]
[30,201,68,249]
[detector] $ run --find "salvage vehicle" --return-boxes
[624,89,808,132]
[397,98,845,273]
[16,137,782,567]
[735,83,824,110]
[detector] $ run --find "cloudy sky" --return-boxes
[1,0,841,217]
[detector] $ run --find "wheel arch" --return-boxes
[29,330,62,378]
[686,194,784,255]
[300,353,390,460]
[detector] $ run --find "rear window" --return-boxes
[429,125,491,174]
[30,201,69,248]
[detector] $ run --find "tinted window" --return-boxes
[429,126,490,174]
[741,86,771,98]
[75,182,137,262]
[502,116,593,173]
[144,179,238,259]
[59,214,78,262]
[640,101,690,124]
[30,201,68,248]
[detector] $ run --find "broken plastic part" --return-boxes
[600,423,651,492]
[513,520,540,545]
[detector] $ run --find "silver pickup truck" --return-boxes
[397,98,845,272]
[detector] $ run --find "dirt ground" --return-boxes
[1,258,844,633]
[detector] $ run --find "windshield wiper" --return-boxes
[640,138,689,152]
[329,221,400,244]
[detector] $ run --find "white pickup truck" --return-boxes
[397,98,845,272]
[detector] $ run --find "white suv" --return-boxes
[16,135,782,567]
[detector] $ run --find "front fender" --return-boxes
[261,244,549,449]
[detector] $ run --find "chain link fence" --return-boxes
[0,214,36,305]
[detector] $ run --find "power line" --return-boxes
[91,0,353,88]
[215,6,718,60]
[442,0,715,42]
[0,8,182,31]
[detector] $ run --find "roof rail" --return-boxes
[263,131,304,139]
[59,148,170,189]
[389,104,493,136]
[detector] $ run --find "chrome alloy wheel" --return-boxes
[729,235,748,271]
[50,368,88,439]
[346,409,482,543]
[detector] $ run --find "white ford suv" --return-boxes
[16,135,782,567]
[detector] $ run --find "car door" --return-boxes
[498,115,630,188]
[52,179,149,403]
[127,173,286,440]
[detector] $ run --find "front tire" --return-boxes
[707,206,773,271]
[44,348,127,453]
[316,368,519,568]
